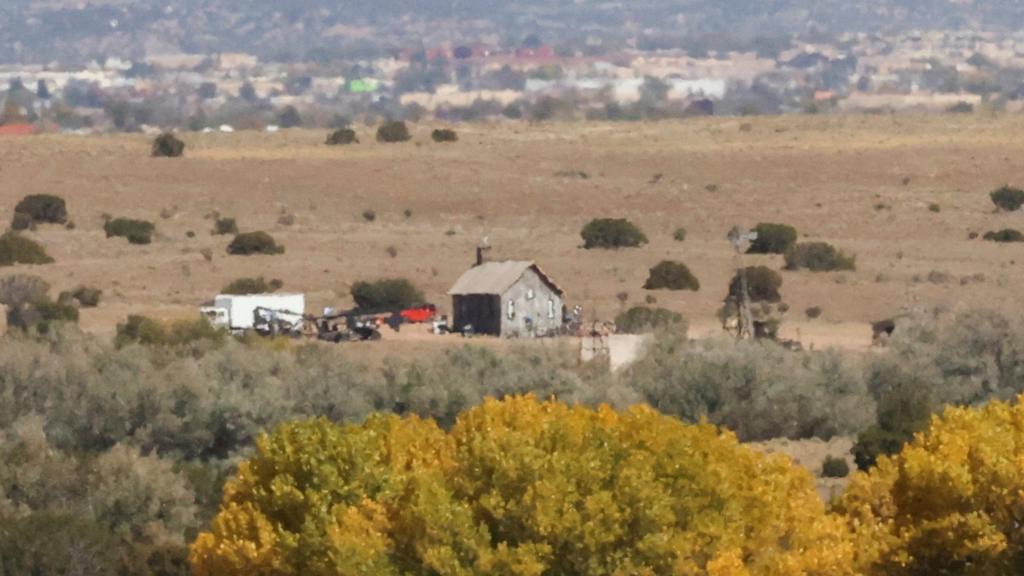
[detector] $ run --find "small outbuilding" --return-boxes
[448,259,564,337]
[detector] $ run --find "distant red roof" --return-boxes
[0,124,34,136]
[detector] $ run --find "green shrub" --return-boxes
[729,266,782,303]
[748,223,798,254]
[990,185,1024,211]
[821,455,850,478]
[7,291,77,332]
[643,261,700,291]
[580,218,648,249]
[326,128,358,145]
[226,232,284,255]
[104,218,155,245]
[212,217,238,236]
[673,227,687,242]
[784,242,856,271]
[362,209,377,222]
[152,133,185,158]
[222,277,284,295]
[10,211,33,231]
[351,278,423,311]
[928,203,941,213]
[852,426,910,471]
[115,315,226,348]
[13,194,68,226]
[983,229,1024,243]
[805,306,823,319]
[614,306,686,334]
[431,128,458,142]
[0,232,54,266]
[68,286,102,307]
[376,121,411,143]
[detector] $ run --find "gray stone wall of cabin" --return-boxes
[452,294,501,335]
[499,268,563,337]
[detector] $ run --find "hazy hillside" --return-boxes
[3,0,1023,64]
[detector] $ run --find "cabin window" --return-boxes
[507,300,516,320]
[547,299,556,319]
[526,288,535,300]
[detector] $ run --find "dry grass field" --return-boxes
[3,114,1024,350]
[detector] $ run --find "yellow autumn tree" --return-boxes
[191,395,857,576]
[835,394,1024,574]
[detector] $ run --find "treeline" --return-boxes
[1,308,1024,573]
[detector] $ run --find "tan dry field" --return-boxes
[3,114,1024,352]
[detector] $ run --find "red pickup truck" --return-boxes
[399,304,437,324]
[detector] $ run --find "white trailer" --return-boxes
[201,293,305,334]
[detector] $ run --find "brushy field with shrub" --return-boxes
[1,307,1023,573]
[104,217,155,245]
[580,218,648,249]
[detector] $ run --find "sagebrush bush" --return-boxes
[983,229,1024,243]
[10,212,33,231]
[0,233,54,266]
[325,128,358,145]
[212,217,238,236]
[643,261,700,291]
[104,218,155,245]
[821,455,850,478]
[748,223,798,254]
[784,242,856,271]
[221,277,283,295]
[13,194,67,227]
[990,185,1024,211]
[152,133,185,158]
[351,278,423,311]
[806,306,823,319]
[376,120,411,143]
[622,335,873,441]
[115,315,226,348]
[0,275,50,308]
[226,231,284,255]
[580,218,648,249]
[431,128,458,142]
[729,266,782,303]
[67,286,102,307]
[614,306,686,334]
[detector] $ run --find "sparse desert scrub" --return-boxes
[104,218,155,245]
[325,127,358,145]
[152,132,185,157]
[226,231,284,255]
[221,277,283,294]
[614,305,686,334]
[784,242,856,271]
[12,194,68,229]
[0,233,53,266]
[376,120,411,143]
[431,128,458,142]
[990,185,1024,211]
[748,222,798,254]
[643,260,700,291]
[580,218,648,249]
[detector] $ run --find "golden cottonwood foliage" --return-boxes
[190,395,855,576]
[836,395,1024,575]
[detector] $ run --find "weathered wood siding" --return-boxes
[499,268,563,337]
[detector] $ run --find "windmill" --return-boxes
[726,226,758,340]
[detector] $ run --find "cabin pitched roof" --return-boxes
[448,260,563,296]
